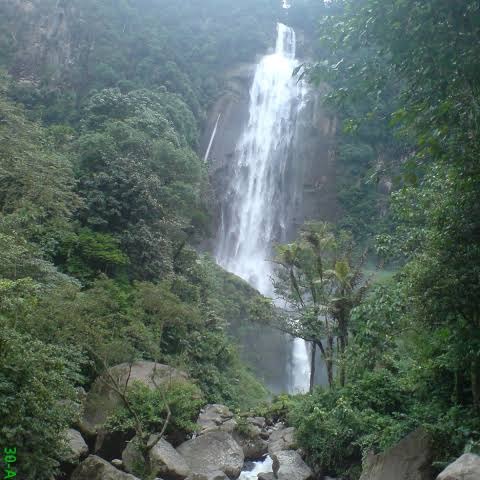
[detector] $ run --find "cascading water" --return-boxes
[239,456,273,480]
[216,23,310,393]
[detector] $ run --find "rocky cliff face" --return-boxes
[2,0,76,84]
[202,71,338,245]
[200,62,255,234]
[201,66,336,391]
[292,84,338,227]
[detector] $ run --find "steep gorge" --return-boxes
[202,22,337,392]
[0,0,339,394]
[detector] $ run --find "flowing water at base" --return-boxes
[239,456,273,479]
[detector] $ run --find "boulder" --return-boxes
[196,405,267,458]
[257,474,275,480]
[150,438,191,479]
[268,427,296,455]
[236,435,268,461]
[81,362,188,458]
[247,417,266,429]
[177,431,244,478]
[272,450,313,480]
[220,418,238,434]
[359,428,433,480]
[233,425,268,460]
[436,453,480,480]
[259,431,270,441]
[63,428,89,464]
[111,459,124,470]
[122,439,146,476]
[185,472,228,480]
[123,436,190,479]
[71,455,141,480]
[82,362,189,435]
[197,404,236,434]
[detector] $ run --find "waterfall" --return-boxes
[216,23,310,393]
[204,113,221,162]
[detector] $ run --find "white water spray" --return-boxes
[216,23,310,393]
[239,456,273,480]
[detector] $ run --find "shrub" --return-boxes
[289,370,415,479]
[105,380,204,439]
[0,329,83,480]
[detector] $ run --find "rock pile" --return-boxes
[64,363,314,480]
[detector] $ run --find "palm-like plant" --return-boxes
[272,222,370,390]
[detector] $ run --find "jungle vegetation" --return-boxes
[0,1,479,479]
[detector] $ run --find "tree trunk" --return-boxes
[453,370,459,404]
[327,335,335,388]
[471,357,480,410]
[326,358,334,388]
[317,340,334,388]
[339,334,346,387]
[309,342,316,393]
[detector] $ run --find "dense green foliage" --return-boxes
[0,1,279,477]
[0,0,282,123]
[0,330,83,479]
[281,1,480,478]
[106,381,204,439]
[2,0,480,479]
[0,81,266,478]
[253,222,367,390]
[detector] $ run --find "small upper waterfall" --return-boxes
[216,23,310,393]
[204,114,221,162]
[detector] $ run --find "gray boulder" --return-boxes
[257,474,275,480]
[272,450,313,480]
[233,425,268,460]
[123,436,190,479]
[221,418,238,434]
[196,405,268,459]
[81,362,188,459]
[436,453,480,480]
[259,431,270,441]
[82,362,189,435]
[197,404,236,434]
[248,417,266,429]
[71,455,140,480]
[122,439,146,476]
[63,428,89,464]
[177,431,244,478]
[359,428,433,480]
[111,459,124,470]
[237,435,268,461]
[185,472,228,480]
[268,427,296,455]
[150,437,191,479]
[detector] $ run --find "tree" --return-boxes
[102,365,203,478]
[269,223,368,390]
[0,76,78,257]
[0,329,83,480]
[287,2,480,475]
[75,88,207,281]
